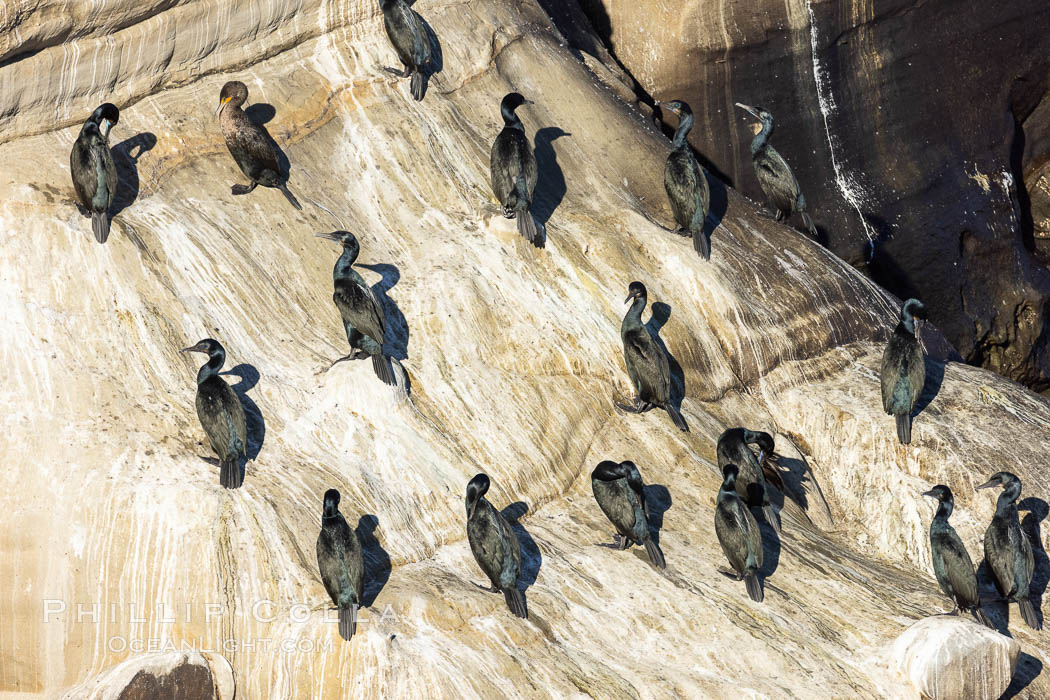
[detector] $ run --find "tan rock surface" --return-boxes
[1,1,1049,698]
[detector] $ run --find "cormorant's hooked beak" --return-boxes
[735,103,761,120]
[100,119,114,139]
[921,488,939,499]
[314,232,345,243]
[467,499,478,520]
[181,342,209,354]
[655,100,678,115]
[975,477,1000,491]
[215,96,232,115]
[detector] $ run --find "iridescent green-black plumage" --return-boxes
[490,93,541,247]
[182,339,247,489]
[714,465,764,602]
[316,489,366,640]
[923,485,992,627]
[591,460,665,569]
[657,100,710,259]
[716,428,779,533]
[380,0,431,100]
[880,298,927,444]
[735,103,816,237]
[70,103,119,243]
[616,282,688,431]
[977,472,1040,630]
[465,473,527,618]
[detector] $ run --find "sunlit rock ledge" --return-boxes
[1,0,1049,697]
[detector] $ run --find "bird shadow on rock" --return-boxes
[357,263,409,362]
[757,517,782,584]
[532,127,571,237]
[221,364,265,461]
[646,301,687,426]
[703,171,729,256]
[976,560,1014,637]
[420,12,444,83]
[643,484,671,547]
[767,456,810,512]
[357,515,392,607]
[502,502,541,600]
[912,357,946,418]
[111,132,157,217]
[1002,652,1043,699]
[244,102,291,179]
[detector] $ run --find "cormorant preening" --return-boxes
[977,472,1040,630]
[922,485,993,628]
[465,473,527,619]
[591,460,665,569]
[490,93,541,247]
[880,298,927,445]
[315,231,397,387]
[616,282,688,432]
[70,103,119,243]
[182,339,247,489]
[216,81,302,210]
[716,428,780,534]
[656,100,710,259]
[316,489,366,641]
[734,103,816,237]
[380,0,431,101]
[714,464,764,602]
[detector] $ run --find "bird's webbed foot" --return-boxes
[383,65,411,78]
[231,182,257,195]
[674,227,691,238]
[717,567,743,581]
[472,581,500,594]
[317,354,356,375]
[597,534,629,550]
[615,397,649,414]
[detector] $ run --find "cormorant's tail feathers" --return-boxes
[763,504,781,534]
[280,183,303,211]
[666,405,689,432]
[801,212,818,238]
[372,353,396,386]
[338,604,358,640]
[896,413,912,445]
[219,457,242,489]
[745,572,763,602]
[92,211,110,244]
[1019,598,1041,630]
[643,538,666,570]
[504,587,527,619]
[516,208,542,248]
[410,70,425,101]
[693,229,710,260]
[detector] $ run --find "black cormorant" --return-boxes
[465,473,527,619]
[714,464,764,602]
[734,103,816,237]
[716,428,779,533]
[616,282,688,432]
[70,103,119,243]
[977,472,1040,630]
[182,339,247,489]
[880,298,927,445]
[922,485,993,627]
[591,460,665,569]
[656,100,710,259]
[490,93,541,247]
[380,0,431,101]
[316,488,366,640]
[216,81,302,210]
[315,231,397,386]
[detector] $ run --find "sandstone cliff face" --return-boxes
[2,1,1050,698]
[577,0,1050,392]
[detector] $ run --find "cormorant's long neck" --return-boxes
[624,296,646,327]
[197,350,224,385]
[750,119,773,156]
[717,478,737,503]
[335,239,362,282]
[501,107,524,132]
[899,308,918,335]
[933,499,953,522]
[672,112,693,149]
[996,484,1021,519]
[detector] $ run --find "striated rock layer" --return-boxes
[575,0,1050,392]
[1,0,1050,697]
